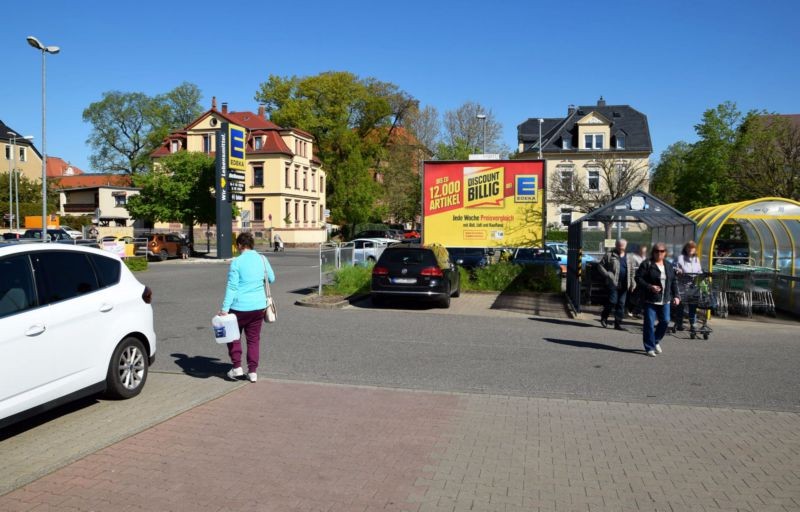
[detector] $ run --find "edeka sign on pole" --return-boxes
[215,122,246,258]
[422,160,546,248]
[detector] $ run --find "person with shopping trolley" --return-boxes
[674,241,702,331]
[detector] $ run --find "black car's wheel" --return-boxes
[106,337,148,399]
[439,293,451,308]
[159,249,168,261]
[452,282,461,297]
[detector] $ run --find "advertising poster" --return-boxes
[423,160,545,248]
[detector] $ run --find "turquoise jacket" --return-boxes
[221,250,276,313]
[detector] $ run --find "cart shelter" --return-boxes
[567,190,696,313]
[686,197,800,315]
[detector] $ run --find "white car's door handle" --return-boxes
[25,325,46,336]
[99,304,114,313]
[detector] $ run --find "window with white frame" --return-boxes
[171,140,179,153]
[562,137,572,150]
[285,166,290,187]
[311,171,316,191]
[560,208,572,227]
[294,166,299,189]
[4,145,10,160]
[253,165,264,187]
[616,134,626,149]
[18,147,26,162]
[203,134,211,154]
[557,165,574,190]
[587,168,600,190]
[253,200,263,221]
[584,133,604,150]
[254,136,263,150]
[114,194,127,207]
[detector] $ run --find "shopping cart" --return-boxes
[672,272,714,340]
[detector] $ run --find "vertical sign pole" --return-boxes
[216,124,233,259]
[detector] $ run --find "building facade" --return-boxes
[152,98,326,246]
[517,98,652,229]
[55,174,140,230]
[1,120,42,184]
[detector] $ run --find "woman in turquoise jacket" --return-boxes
[218,232,275,382]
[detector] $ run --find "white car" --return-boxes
[349,238,399,265]
[0,244,156,428]
[60,225,84,239]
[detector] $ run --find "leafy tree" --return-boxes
[125,152,216,245]
[83,83,203,174]
[731,113,800,201]
[650,142,692,206]
[381,143,421,224]
[404,104,439,153]
[1,172,58,227]
[435,137,479,161]
[441,101,505,156]
[255,71,415,227]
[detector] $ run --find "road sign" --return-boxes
[241,210,250,222]
[230,193,245,202]
[229,181,245,192]
[227,171,245,181]
[3,213,14,221]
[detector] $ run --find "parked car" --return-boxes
[349,238,399,265]
[0,243,156,428]
[61,225,84,239]
[447,247,489,270]
[353,229,400,240]
[137,233,184,261]
[371,244,460,308]
[545,242,595,274]
[22,228,74,241]
[2,232,22,240]
[511,246,563,277]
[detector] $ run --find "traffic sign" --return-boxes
[229,181,245,192]
[228,171,245,181]
[230,193,245,202]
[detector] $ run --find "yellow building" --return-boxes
[152,98,326,246]
[2,120,42,185]
[517,98,652,229]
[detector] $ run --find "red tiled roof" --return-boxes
[227,111,282,130]
[46,156,85,177]
[52,174,133,189]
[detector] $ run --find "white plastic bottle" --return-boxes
[211,314,239,344]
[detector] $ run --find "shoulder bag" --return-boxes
[262,255,277,323]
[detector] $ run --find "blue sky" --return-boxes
[4,0,798,173]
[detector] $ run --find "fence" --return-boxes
[318,241,392,294]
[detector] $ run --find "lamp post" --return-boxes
[537,118,544,160]
[476,114,487,155]
[27,35,60,240]
[7,132,34,231]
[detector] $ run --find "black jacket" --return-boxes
[635,259,680,304]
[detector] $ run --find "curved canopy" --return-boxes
[687,197,800,275]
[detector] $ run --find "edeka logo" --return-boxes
[464,166,504,208]
[515,175,538,203]
[228,124,246,171]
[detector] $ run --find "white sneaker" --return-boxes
[247,372,258,383]
[227,367,244,379]
[655,344,663,354]
[646,350,657,357]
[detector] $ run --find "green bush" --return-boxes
[323,264,373,296]
[124,256,148,272]
[459,262,561,293]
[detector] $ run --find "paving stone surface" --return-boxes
[2,379,798,511]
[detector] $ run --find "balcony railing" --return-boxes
[64,203,97,213]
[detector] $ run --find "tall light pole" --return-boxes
[27,36,60,240]
[537,118,544,160]
[7,132,34,231]
[476,114,487,155]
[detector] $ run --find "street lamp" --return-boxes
[7,132,34,231]
[476,113,487,155]
[27,35,60,241]
[537,118,544,160]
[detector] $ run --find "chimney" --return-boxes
[221,102,228,114]
[212,96,217,109]
[597,96,606,107]
[567,104,576,115]
[258,104,266,119]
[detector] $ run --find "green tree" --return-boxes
[440,101,506,157]
[381,143,421,224]
[83,83,203,174]
[1,172,58,227]
[255,71,415,227]
[125,152,216,245]
[435,137,478,161]
[650,141,692,206]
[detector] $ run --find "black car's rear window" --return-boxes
[380,249,437,266]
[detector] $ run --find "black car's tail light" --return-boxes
[142,286,153,304]
[372,266,389,276]
[420,266,444,277]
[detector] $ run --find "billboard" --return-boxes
[422,160,546,248]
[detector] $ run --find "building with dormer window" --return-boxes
[517,97,652,229]
[151,98,326,246]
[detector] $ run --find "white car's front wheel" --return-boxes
[106,337,148,399]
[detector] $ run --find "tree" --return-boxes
[548,153,649,236]
[441,101,505,156]
[255,71,415,227]
[404,104,439,153]
[381,142,421,224]
[731,114,800,201]
[125,152,216,245]
[650,142,692,206]
[83,84,203,174]
[1,172,58,227]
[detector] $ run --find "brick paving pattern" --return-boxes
[1,380,799,512]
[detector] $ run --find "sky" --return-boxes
[3,0,799,173]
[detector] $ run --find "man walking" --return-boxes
[598,239,629,331]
